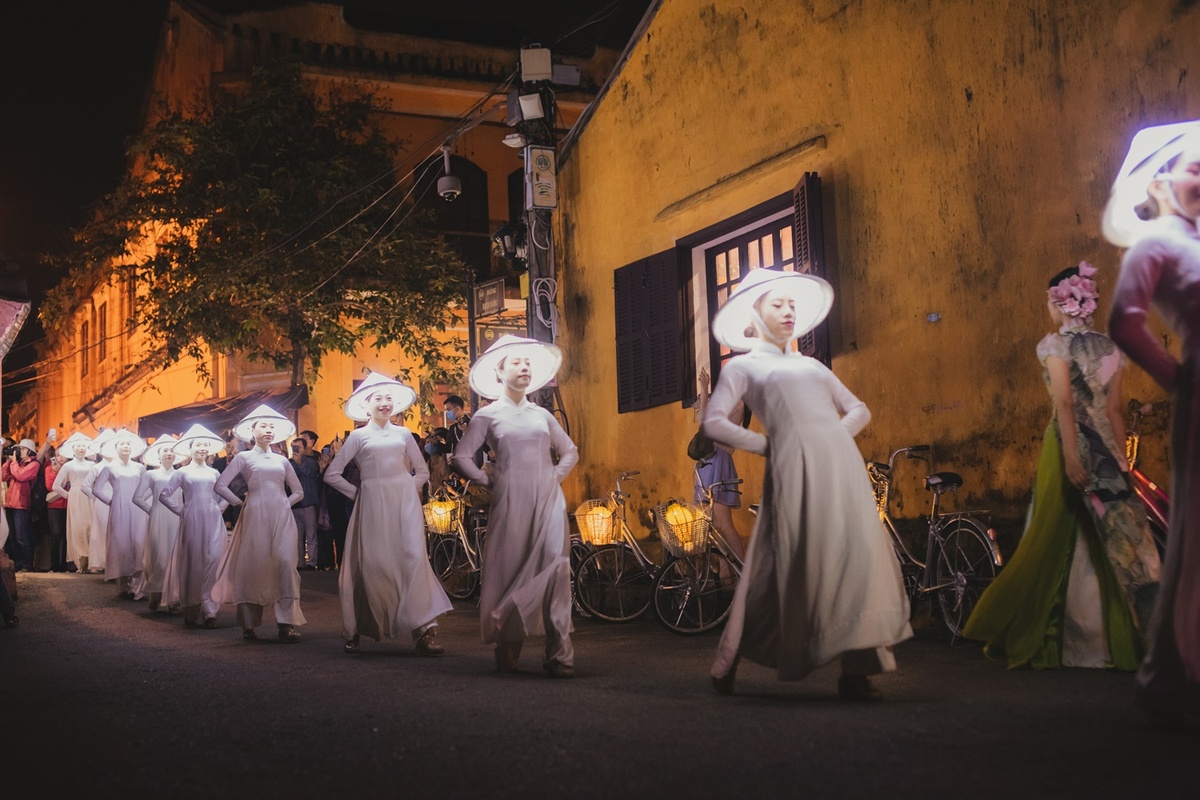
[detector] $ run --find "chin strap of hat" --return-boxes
[750,309,791,348]
[1156,172,1199,223]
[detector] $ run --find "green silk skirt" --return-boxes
[962,421,1141,670]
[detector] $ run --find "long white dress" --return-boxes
[1114,215,1200,714]
[160,464,227,622]
[704,344,912,681]
[452,395,579,663]
[52,457,93,566]
[134,466,181,598]
[212,446,305,623]
[91,460,150,584]
[324,421,453,641]
[81,459,112,570]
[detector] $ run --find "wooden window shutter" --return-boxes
[613,249,682,413]
[793,172,832,365]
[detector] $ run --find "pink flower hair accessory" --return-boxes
[1048,261,1099,319]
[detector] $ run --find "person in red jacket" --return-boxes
[3,438,45,572]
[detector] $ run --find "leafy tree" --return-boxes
[43,65,468,386]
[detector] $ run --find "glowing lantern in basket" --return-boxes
[423,498,457,534]
[662,501,706,554]
[576,503,615,545]
[664,502,699,528]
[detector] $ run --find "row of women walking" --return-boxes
[27,121,1197,718]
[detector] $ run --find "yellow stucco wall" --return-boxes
[555,0,1197,532]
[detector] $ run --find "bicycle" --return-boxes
[867,445,1003,640]
[1126,401,1170,556]
[650,470,744,634]
[572,471,657,622]
[424,478,487,600]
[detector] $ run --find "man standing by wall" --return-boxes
[290,435,321,570]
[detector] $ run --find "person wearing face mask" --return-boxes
[452,335,579,678]
[703,268,911,701]
[324,372,452,656]
[1104,121,1200,725]
[212,405,306,643]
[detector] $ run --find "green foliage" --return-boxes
[43,65,468,386]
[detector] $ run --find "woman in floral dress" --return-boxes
[964,263,1161,669]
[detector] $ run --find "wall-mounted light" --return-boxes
[492,223,528,271]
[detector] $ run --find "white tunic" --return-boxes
[91,460,150,581]
[81,459,112,569]
[52,457,93,565]
[324,421,452,640]
[452,395,579,650]
[160,464,227,614]
[704,345,912,680]
[134,466,182,595]
[212,446,305,618]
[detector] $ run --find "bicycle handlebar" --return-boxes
[888,445,930,469]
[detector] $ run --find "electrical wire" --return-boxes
[532,277,559,340]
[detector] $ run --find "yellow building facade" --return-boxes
[13,1,611,445]
[553,0,1197,534]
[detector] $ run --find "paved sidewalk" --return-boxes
[0,570,1194,799]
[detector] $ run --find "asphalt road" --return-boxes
[1,570,1195,799]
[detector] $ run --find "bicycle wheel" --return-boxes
[429,534,479,600]
[574,546,653,622]
[653,550,738,634]
[569,539,594,618]
[934,519,998,638]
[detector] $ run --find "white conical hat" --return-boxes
[344,371,418,422]
[173,423,224,457]
[142,434,180,468]
[1102,120,1200,247]
[100,428,148,460]
[87,428,117,457]
[468,334,562,400]
[60,432,93,454]
[710,267,834,352]
[233,404,296,441]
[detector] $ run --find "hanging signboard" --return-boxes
[473,277,507,318]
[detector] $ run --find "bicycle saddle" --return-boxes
[924,472,963,493]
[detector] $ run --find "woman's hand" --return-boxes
[1065,455,1090,492]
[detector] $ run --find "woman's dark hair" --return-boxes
[1048,265,1078,288]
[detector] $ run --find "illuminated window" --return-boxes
[98,302,108,361]
[80,320,90,378]
[706,220,795,369]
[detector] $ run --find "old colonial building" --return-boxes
[553,0,1197,532]
[13,0,613,443]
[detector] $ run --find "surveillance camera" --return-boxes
[438,175,462,202]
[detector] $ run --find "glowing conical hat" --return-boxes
[344,372,418,422]
[60,431,93,455]
[233,404,296,441]
[1102,120,1200,247]
[710,267,834,352]
[173,423,224,457]
[87,428,117,457]
[468,335,562,400]
[142,434,180,468]
[100,428,148,460]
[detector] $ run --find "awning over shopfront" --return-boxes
[137,385,309,438]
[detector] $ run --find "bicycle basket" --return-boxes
[572,499,619,546]
[423,495,459,535]
[652,500,710,558]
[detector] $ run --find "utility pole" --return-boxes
[511,45,577,408]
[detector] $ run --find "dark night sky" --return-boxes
[0,0,652,411]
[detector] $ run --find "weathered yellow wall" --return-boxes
[556,0,1197,531]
